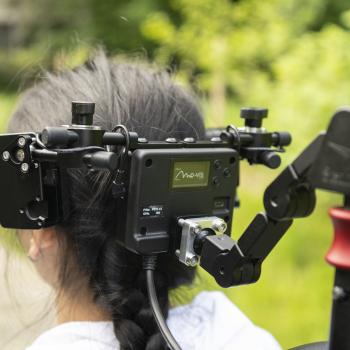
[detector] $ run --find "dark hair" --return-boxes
[8,51,205,349]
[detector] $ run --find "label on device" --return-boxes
[171,160,210,189]
[141,205,164,218]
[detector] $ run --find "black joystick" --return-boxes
[240,107,268,128]
[72,101,95,126]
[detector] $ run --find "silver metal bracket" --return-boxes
[177,216,227,267]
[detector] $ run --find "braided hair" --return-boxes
[8,51,205,349]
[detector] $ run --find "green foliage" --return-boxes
[90,0,173,54]
[142,0,350,130]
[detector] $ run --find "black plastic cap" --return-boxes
[260,151,281,169]
[273,131,292,147]
[71,101,95,125]
[240,107,268,128]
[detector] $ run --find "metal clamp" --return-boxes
[177,216,227,267]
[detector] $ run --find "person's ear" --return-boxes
[27,227,58,261]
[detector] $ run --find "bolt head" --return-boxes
[2,151,10,161]
[333,286,347,300]
[165,137,177,143]
[18,137,26,147]
[21,163,29,173]
[212,219,227,233]
[186,255,199,267]
[16,149,25,162]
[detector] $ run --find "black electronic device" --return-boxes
[0,103,289,259]
[123,147,238,254]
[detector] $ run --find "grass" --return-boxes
[0,92,338,349]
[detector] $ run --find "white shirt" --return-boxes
[26,291,281,350]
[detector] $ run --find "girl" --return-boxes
[8,51,281,350]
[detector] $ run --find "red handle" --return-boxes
[326,208,350,269]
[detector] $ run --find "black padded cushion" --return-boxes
[290,342,328,350]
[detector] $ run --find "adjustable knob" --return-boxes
[83,151,118,171]
[41,127,78,147]
[240,107,268,128]
[71,101,95,126]
[259,151,281,169]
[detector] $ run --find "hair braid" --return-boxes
[91,238,170,350]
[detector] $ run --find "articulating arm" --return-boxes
[198,134,325,288]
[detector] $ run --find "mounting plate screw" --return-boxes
[212,219,227,234]
[16,149,25,162]
[186,256,199,267]
[18,137,26,147]
[333,286,347,301]
[2,151,10,161]
[21,163,29,173]
[191,225,201,234]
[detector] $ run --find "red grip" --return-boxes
[326,208,350,270]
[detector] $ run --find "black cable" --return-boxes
[143,256,182,350]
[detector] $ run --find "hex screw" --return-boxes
[2,151,10,161]
[21,163,29,173]
[212,219,227,233]
[333,286,347,301]
[186,256,199,267]
[16,149,25,162]
[18,137,26,147]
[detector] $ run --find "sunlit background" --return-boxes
[1,0,350,348]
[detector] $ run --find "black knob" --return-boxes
[83,151,118,171]
[272,132,292,147]
[240,107,268,128]
[259,151,281,169]
[71,101,95,126]
[41,127,78,147]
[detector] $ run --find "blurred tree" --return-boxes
[90,0,179,54]
[141,0,340,125]
[0,0,177,90]
[0,0,93,89]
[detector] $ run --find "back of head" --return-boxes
[8,51,205,350]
